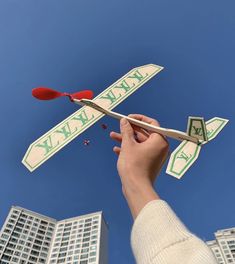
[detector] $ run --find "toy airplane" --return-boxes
[22,64,228,179]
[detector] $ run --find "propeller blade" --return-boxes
[71,90,94,100]
[32,87,94,101]
[32,87,63,100]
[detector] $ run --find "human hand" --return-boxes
[110,114,169,198]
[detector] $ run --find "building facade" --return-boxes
[0,206,108,264]
[207,227,235,264]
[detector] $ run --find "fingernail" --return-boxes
[121,118,127,126]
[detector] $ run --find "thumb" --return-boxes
[120,118,135,146]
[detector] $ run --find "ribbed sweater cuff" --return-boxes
[131,199,193,263]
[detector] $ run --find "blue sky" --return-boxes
[0,0,235,263]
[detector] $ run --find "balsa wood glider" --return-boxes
[22,64,229,179]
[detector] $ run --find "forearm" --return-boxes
[131,200,217,264]
[122,174,160,219]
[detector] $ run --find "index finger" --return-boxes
[128,114,160,127]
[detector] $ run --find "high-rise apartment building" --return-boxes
[0,206,108,264]
[207,227,235,264]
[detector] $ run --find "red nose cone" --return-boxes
[32,87,62,100]
[71,90,94,100]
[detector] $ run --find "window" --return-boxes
[90,246,96,251]
[1,234,9,239]
[59,252,66,258]
[81,254,88,259]
[40,252,47,258]
[16,245,23,250]
[11,214,18,219]
[89,258,96,263]
[61,242,69,247]
[31,250,39,256]
[64,231,71,236]
[2,254,11,261]
[43,241,50,246]
[80,261,88,264]
[60,247,67,252]
[82,243,89,248]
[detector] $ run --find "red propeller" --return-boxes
[32,87,94,101]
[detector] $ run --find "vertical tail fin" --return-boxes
[187,116,208,142]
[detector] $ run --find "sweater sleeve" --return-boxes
[131,200,217,264]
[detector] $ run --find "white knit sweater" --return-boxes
[131,200,217,264]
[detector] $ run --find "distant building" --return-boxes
[0,206,108,264]
[207,227,235,264]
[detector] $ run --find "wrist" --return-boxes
[121,176,160,219]
[120,171,155,192]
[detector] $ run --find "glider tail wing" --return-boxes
[205,117,229,142]
[166,140,201,179]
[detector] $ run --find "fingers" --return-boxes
[110,130,148,143]
[134,130,149,142]
[113,146,120,155]
[120,118,135,146]
[110,131,122,143]
[128,114,160,127]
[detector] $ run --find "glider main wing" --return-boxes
[22,64,163,172]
